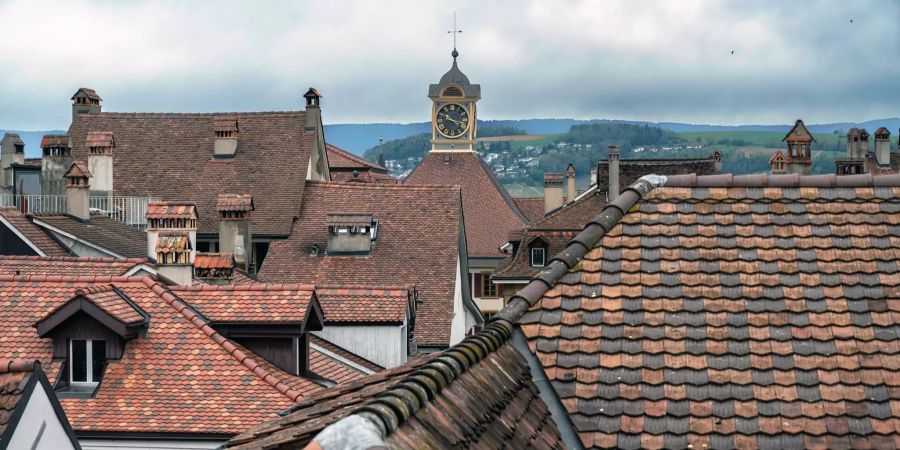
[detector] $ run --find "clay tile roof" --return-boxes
[597,155,720,198]
[513,197,545,223]
[40,134,70,148]
[0,208,69,257]
[325,213,372,226]
[85,131,115,147]
[64,161,91,178]
[0,359,40,439]
[215,194,253,212]
[875,126,891,136]
[2,133,24,146]
[258,181,474,347]
[67,111,314,236]
[782,119,816,143]
[309,335,382,374]
[405,152,529,258]
[71,88,101,101]
[194,253,234,270]
[146,201,197,220]
[172,284,316,323]
[0,275,338,435]
[325,144,386,171]
[315,286,410,324]
[38,285,147,327]
[155,232,190,252]
[213,117,239,132]
[0,255,149,277]
[31,215,148,258]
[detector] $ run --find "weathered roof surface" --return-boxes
[0,275,334,435]
[71,87,101,100]
[146,201,197,219]
[310,334,383,373]
[405,152,529,258]
[0,207,69,256]
[326,144,396,184]
[225,340,562,449]
[155,232,190,252]
[520,173,900,449]
[0,255,148,277]
[33,214,147,258]
[316,286,410,324]
[514,196,546,223]
[40,134,71,148]
[68,112,314,236]
[0,360,38,439]
[85,131,115,148]
[194,252,234,270]
[596,156,719,198]
[259,181,466,347]
[64,160,91,178]
[216,194,254,212]
[494,230,576,280]
[309,335,379,385]
[1,133,25,146]
[172,284,316,323]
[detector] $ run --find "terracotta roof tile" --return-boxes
[514,197,546,223]
[68,112,314,236]
[146,201,197,220]
[38,285,148,325]
[85,131,114,148]
[596,155,720,198]
[316,286,411,324]
[32,214,147,258]
[40,134,70,148]
[216,194,253,212]
[0,208,69,256]
[194,252,234,270]
[405,152,529,257]
[259,181,469,347]
[309,335,383,373]
[326,144,386,171]
[0,360,38,438]
[172,284,316,323]
[0,255,149,277]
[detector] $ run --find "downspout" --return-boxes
[512,328,584,450]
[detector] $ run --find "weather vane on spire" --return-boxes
[448,11,462,60]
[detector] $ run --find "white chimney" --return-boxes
[875,127,891,166]
[216,194,254,272]
[565,163,576,202]
[543,173,564,213]
[64,162,91,222]
[608,145,621,201]
[146,201,198,285]
[85,131,114,194]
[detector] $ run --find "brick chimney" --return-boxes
[71,88,102,120]
[304,87,322,131]
[194,253,235,284]
[303,87,329,181]
[216,194,253,272]
[64,161,91,222]
[608,145,621,201]
[40,134,73,197]
[326,213,376,255]
[565,163,576,202]
[543,173,564,212]
[85,131,114,194]
[0,133,25,190]
[146,201,197,285]
[213,117,239,158]
[875,127,891,166]
[769,151,787,174]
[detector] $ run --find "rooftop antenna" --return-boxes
[448,11,462,60]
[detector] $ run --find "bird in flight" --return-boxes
[731,50,735,55]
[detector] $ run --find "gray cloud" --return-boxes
[1,0,898,130]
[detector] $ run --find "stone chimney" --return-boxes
[71,88,102,120]
[213,117,239,158]
[0,133,25,190]
[304,87,322,132]
[712,150,723,173]
[565,163,576,202]
[325,213,376,255]
[875,127,891,166]
[146,201,197,286]
[193,253,235,284]
[85,131,114,194]
[543,173,564,212]
[64,161,91,222]
[216,194,254,272]
[40,134,73,197]
[769,151,787,174]
[782,120,812,175]
[608,145,621,201]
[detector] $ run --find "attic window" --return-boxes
[442,86,463,97]
[326,213,375,255]
[70,339,106,387]
[530,247,546,268]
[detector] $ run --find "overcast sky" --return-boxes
[2,0,899,130]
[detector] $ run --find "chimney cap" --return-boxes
[544,172,564,183]
[326,213,373,227]
[213,117,239,133]
[875,127,891,137]
[2,133,24,146]
[71,87,102,101]
[85,131,115,148]
[303,87,322,99]
[194,252,235,270]
[216,194,254,212]
[147,201,198,220]
[40,134,71,149]
[64,161,92,179]
[565,163,576,174]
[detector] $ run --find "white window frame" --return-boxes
[69,339,104,386]
[531,247,546,268]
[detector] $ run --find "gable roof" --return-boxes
[513,196,546,223]
[0,255,149,277]
[0,360,80,450]
[171,284,319,324]
[258,181,471,347]
[0,207,69,257]
[326,144,387,171]
[316,286,412,324]
[32,214,148,258]
[0,275,369,436]
[68,111,315,236]
[35,286,149,338]
[405,152,529,258]
[783,119,816,143]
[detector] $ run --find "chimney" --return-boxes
[769,151,787,174]
[193,253,235,284]
[85,131,114,194]
[71,88,102,120]
[565,163,576,202]
[0,133,25,190]
[40,134,73,197]
[543,173,564,212]
[608,145,621,201]
[216,194,254,272]
[303,87,322,132]
[325,213,375,255]
[146,201,197,286]
[213,117,239,158]
[859,129,870,158]
[712,150,723,173]
[875,127,891,166]
[64,161,92,222]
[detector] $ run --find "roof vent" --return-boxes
[442,86,463,97]
[326,213,376,256]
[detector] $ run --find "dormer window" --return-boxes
[531,247,546,268]
[213,117,239,158]
[326,213,376,255]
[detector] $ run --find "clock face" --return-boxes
[435,103,470,138]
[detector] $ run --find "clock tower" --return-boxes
[428,48,480,152]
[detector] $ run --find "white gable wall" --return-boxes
[6,383,76,450]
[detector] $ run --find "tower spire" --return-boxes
[448,11,462,61]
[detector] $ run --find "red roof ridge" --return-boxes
[74,285,116,295]
[143,278,311,401]
[666,172,900,187]
[0,359,37,373]
[317,284,414,291]
[81,111,305,118]
[0,274,148,283]
[169,283,316,292]
[306,180,461,192]
[0,255,148,263]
